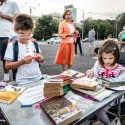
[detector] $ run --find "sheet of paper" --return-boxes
[18,85,44,105]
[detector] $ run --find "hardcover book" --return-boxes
[70,77,98,90]
[39,96,83,125]
[44,85,70,97]
[73,87,113,101]
[0,85,25,104]
[97,77,125,88]
[44,80,70,88]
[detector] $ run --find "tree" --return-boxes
[82,19,116,39]
[34,15,59,40]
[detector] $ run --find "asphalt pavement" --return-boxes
[0,42,96,81]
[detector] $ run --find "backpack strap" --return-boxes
[12,40,19,81]
[33,42,39,53]
[33,41,41,67]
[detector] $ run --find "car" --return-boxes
[81,38,89,43]
[47,36,60,44]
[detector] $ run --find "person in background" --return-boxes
[118,26,125,51]
[4,14,44,85]
[0,0,20,82]
[86,40,125,124]
[107,34,112,39]
[75,27,83,56]
[8,29,18,43]
[88,26,95,56]
[54,10,78,71]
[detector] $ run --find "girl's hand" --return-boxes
[86,70,94,78]
[33,53,44,63]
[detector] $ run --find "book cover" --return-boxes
[39,96,82,125]
[0,85,25,104]
[70,78,98,90]
[64,91,94,113]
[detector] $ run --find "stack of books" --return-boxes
[44,75,71,97]
[70,76,114,101]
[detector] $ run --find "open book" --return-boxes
[70,76,98,90]
[60,69,85,78]
[0,85,25,104]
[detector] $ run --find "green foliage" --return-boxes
[34,15,59,40]
[82,19,116,39]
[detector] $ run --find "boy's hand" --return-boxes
[86,70,94,78]
[22,55,32,64]
[33,53,44,63]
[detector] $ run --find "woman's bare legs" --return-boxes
[62,65,67,71]
[68,65,72,69]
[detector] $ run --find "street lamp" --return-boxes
[115,16,121,38]
[81,10,92,40]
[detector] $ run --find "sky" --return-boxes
[15,0,125,21]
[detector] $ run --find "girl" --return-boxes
[86,40,125,124]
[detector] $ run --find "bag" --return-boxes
[107,117,121,125]
[121,32,125,42]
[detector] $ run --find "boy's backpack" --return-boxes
[121,32,125,42]
[12,40,39,81]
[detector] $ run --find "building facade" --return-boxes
[64,4,77,22]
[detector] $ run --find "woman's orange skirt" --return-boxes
[54,43,74,65]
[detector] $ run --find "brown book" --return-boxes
[70,78,97,90]
[44,80,70,88]
[44,87,62,93]
[44,85,70,97]
[44,91,64,97]
[39,96,82,125]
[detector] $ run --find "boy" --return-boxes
[4,14,44,85]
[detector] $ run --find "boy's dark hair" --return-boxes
[14,14,34,31]
[98,40,120,66]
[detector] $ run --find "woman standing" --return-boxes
[54,10,78,71]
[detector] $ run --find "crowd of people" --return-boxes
[0,0,125,124]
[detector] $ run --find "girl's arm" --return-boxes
[86,61,99,78]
